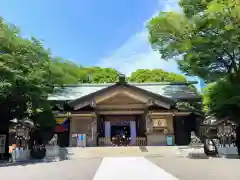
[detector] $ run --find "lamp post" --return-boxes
[16,125,29,149]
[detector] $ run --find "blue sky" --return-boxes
[2,0,208,91]
[0,0,182,75]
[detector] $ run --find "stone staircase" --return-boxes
[65,146,190,158]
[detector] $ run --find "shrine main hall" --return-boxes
[48,75,202,147]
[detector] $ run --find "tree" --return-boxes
[179,0,213,18]
[203,74,240,122]
[147,0,240,117]
[128,69,187,83]
[0,18,62,159]
[50,59,120,84]
[147,0,240,83]
[85,67,119,83]
[50,58,90,84]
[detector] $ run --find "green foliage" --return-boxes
[50,58,88,84]
[179,0,213,18]
[203,74,240,121]
[86,67,119,83]
[50,59,120,84]
[0,17,58,128]
[128,69,187,83]
[32,109,56,128]
[147,0,240,122]
[147,0,240,83]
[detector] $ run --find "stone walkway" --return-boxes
[93,157,178,180]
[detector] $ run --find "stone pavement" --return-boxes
[1,156,240,180]
[93,157,178,180]
[1,146,239,180]
[0,158,102,180]
[148,157,240,180]
[67,146,191,158]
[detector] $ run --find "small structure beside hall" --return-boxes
[48,74,202,147]
[8,118,32,162]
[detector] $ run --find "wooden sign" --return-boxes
[152,119,167,127]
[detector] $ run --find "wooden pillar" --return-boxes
[69,117,73,147]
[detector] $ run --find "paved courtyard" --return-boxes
[1,157,240,180]
[148,157,240,180]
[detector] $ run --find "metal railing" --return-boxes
[135,137,147,146]
[98,137,111,146]
[98,137,147,146]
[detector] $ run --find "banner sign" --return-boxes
[55,117,69,132]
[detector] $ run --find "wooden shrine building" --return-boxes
[48,75,202,147]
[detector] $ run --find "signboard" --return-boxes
[152,119,167,127]
[167,136,173,146]
[72,134,77,137]
[79,134,84,141]
[77,134,86,147]
[16,128,26,137]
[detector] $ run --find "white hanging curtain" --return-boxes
[104,121,111,138]
[130,121,136,145]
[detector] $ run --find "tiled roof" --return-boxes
[48,82,199,101]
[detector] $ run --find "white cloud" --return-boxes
[97,0,181,76]
[160,0,181,12]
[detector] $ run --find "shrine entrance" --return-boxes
[111,125,131,146]
[110,119,131,146]
[111,125,130,138]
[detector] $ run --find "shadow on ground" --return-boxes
[187,153,240,159]
[138,146,148,152]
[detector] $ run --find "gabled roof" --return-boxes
[48,82,200,102]
[212,119,238,126]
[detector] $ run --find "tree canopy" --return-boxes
[50,58,120,84]
[148,0,240,83]
[147,0,240,121]
[128,69,187,83]
[203,74,240,121]
[0,18,58,126]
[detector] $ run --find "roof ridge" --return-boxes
[60,83,114,87]
[60,81,197,87]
